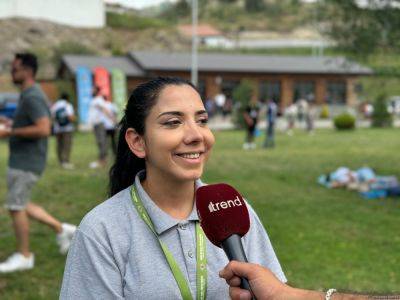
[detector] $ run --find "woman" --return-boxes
[60,77,286,299]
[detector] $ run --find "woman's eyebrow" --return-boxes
[157,111,183,119]
[196,110,207,115]
[157,110,208,119]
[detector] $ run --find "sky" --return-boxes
[104,0,176,9]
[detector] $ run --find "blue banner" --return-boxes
[76,66,93,124]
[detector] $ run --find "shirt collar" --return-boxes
[134,170,205,235]
[21,84,37,96]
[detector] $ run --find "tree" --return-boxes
[232,80,255,128]
[318,0,400,57]
[161,0,190,20]
[245,0,265,12]
[372,93,392,127]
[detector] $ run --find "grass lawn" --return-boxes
[0,128,399,299]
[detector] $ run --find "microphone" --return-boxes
[196,183,254,298]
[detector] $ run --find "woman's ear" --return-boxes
[125,128,146,158]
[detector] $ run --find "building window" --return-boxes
[259,80,281,103]
[221,79,240,99]
[326,81,346,104]
[293,81,315,102]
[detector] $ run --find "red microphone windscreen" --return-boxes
[196,183,250,247]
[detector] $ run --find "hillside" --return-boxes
[0,18,189,83]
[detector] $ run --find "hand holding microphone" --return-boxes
[196,183,254,298]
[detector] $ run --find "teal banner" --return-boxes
[111,69,127,121]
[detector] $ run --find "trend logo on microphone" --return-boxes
[208,196,243,212]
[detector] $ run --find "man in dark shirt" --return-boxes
[243,99,260,150]
[263,99,278,148]
[0,53,76,273]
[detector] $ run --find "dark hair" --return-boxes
[93,86,101,96]
[15,53,38,76]
[109,77,197,196]
[60,92,69,100]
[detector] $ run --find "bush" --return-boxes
[320,104,330,119]
[106,12,168,30]
[232,80,255,128]
[372,94,392,127]
[333,113,356,130]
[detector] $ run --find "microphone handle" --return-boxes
[221,234,255,300]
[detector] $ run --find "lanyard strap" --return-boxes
[130,186,207,300]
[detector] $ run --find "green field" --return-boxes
[0,128,399,299]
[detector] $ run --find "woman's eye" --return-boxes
[163,120,181,127]
[198,118,209,125]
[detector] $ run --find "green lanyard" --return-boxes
[130,186,207,300]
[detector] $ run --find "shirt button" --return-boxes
[188,250,193,258]
[179,223,187,230]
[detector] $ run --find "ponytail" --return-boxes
[109,117,145,196]
[108,77,196,196]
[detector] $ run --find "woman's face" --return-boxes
[142,84,215,182]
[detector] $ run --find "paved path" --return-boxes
[208,116,400,131]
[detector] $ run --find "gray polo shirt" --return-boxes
[9,84,50,175]
[60,171,286,299]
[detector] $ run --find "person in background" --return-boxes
[51,92,75,169]
[222,97,233,120]
[103,96,119,156]
[243,98,260,150]
[205,97,216,119]
[88,87,109,169]
[215,92,226,117]
[0,53,76,273]
[60,77,286,299]
[263,99,278,148]
[305,103,317,135]
[296,98,308,129]
[220,261,397,300]
[284,103,297,136]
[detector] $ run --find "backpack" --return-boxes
[55,106,70,127]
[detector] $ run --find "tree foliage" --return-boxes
[161,0,190,20]
[232,80,255,128]
[318,0,400,57]
[372,93,392,127]
[245,0,265,12]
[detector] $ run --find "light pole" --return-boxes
[191,0,198,87]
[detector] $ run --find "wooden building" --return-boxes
[59,51,372,110]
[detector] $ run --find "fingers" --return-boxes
[227,276,242,287]
[220,261,257,280]
[229,287,252,300]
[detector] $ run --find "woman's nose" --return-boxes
[183,120,203,144]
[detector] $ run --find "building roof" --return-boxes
[61,55,145,76]
[129,51,373,75]
[178,24,223,37]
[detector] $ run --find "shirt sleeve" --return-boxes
[60,228,125,300]
[24,96,50,123]
[242,202,287,283]
[66,103,74,116]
